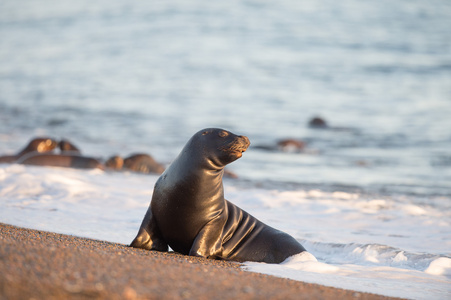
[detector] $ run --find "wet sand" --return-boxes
[0,223,403,299]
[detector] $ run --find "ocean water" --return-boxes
[1,0,450,299]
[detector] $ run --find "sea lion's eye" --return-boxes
[219,131,229,138]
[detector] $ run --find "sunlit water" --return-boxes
[1,1,450,299]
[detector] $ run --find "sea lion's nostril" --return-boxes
[239,136,250,147]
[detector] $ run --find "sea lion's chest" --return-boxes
[151,171,225,252]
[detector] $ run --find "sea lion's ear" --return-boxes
[202,130,209,135]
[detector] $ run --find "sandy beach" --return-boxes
[0,223,403,300]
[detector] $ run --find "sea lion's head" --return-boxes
[193,128,250,168]
[24,137,58,153]
[58,139,81,153]
[308,117,328,129]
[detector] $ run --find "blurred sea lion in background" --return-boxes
[277,139,306,152]
[1,137,102,170]
[105,154,165,175]
[106,153,238,178]
[17,153,104,170]
[58,139,81,154]
[1,137,165,173]
[105,155,124,170]
[253,138,306,153]
[0,137,58,163]
[123,153,165,174]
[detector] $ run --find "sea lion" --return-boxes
[130,128,306,263]
[105,155,124,170]
[123,153,165,174]
[104,154,165,174]
[17,153,104,170]
[0,137,58,163]
[253,138,306,153]
[277,139,305,152]
[58,139,81,154]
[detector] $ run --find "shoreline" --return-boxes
[0,223,403,299]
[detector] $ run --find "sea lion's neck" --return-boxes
[169,149,225,203]
[176,151,224,184]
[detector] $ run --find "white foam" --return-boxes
[245,255,451,300]
[425,257,451,277]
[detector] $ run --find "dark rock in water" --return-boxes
[308,117,328,129]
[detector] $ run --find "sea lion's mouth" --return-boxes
[221,136,250,157]
[229,148,246,157]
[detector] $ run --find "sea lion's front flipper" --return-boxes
[130,208,168,252]
[189,216,225,259]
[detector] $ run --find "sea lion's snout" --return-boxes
[225,135,250,158]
